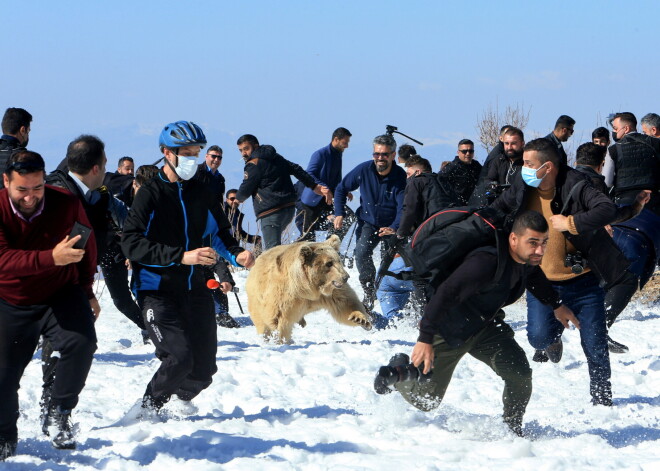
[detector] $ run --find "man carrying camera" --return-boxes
[0,150,98,458]
[376,211,573,436]
[491,138,630,406]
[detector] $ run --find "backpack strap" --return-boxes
[560,180,587,215]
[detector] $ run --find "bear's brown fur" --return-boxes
[246,235,372,343]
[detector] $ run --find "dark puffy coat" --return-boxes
[236,145,317,219]
[490,167,630,286]
[0,135,22,189]
[442,157,482,205]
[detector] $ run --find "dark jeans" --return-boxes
[526,273,611,393]
[395,320,531,424]
[0,286,97,440]
[354,220,393,288]
[260,206,295,250]
[298,202,356,242]
[101,256,145,330]
[138,288,217,402]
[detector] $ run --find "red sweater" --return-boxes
[0,185,97,306]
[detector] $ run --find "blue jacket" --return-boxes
[301,143,343,207]
[334,161,407,229]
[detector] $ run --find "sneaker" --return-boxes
[532,349,548,363]
[0,437,17,461]
[216,313,240,328]
[42,405,76,450]
[546,339,563,363]
[607,335,629,354]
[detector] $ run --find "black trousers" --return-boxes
[101,256,145,330]
[138,287,218,402]
[0,286,97,440]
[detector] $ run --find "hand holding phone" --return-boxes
[69,221,92,249]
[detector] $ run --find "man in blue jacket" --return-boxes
[299,127,352,241]
[334,134,407,310]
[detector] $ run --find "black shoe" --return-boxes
[216,312,240,328]
[361,283,376,312]
[532,349,548,363]
[503,417,524,437]
[607,335,629,354]
[0,437,17,461]
[591,382,613,407]
[42,404,76,450]
[141,329,151,345]
[546,339,563,363]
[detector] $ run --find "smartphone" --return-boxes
[69,221,92,249]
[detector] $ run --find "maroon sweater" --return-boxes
[0,185,97,306]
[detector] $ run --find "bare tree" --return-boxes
[476,102,531,153]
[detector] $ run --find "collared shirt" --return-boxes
[68,171,100,204]
[8,194,45,222]
[206,164,218,175]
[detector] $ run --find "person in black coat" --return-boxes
[544,115,575,167]
[0,108,32,189]
[441,139,482,205]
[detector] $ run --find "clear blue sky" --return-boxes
[2,0,658,218]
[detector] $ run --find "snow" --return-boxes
[5,265,660,470]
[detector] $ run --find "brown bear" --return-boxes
[245,235,372,343]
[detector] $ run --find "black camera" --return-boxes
[374,362,432,395]
[485,182,510,198]
[564,251,587,274]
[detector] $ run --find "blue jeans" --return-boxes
[376,257,414,319]
[613,226,655,287]
[259,206,295,250]
[526,273,611,391]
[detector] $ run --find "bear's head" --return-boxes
[299,235,349,296]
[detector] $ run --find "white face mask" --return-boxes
[174,155,198,180]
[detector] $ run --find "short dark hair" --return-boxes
[207,145,223,154]
[512,210,548,235]
[331,127,352,141]
[611,112,637,129]
[523,138,559,165]
[503,126,524,141]
[66,135,105,174]
[458,139,474,147]
[499,125,512,135]
[4,149,45,179]
[591,127,610,142]
[641,113,660,129]
[118,156,133,167]
[237,134,259,147]
[405,155,432,173]
[554,115,576,130]
[2,108,33,135]
[398,144,417,163]
[226,188,238,197]
[134,164,159,187]
[576,142,606,167]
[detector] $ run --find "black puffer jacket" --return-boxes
[0,136,22,189]
[490,167,630,286]
[236,145,317,219]
[442,157,482,205]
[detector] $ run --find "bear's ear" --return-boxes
[325,234,341,252]
[300,245,316,266]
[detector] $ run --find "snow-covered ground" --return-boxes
[5,264,660,470]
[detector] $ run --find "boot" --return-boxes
[503,416,524,437]
[138,383,169,419]
[591,382,613,407]
[42,404,76,450]
[141,329,151,345]
[0,437,17,461]
[361,282,376,312]
[607,334,629,354]
[216,312,240,328]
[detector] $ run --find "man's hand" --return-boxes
[347,192,354,202]
[313,184,328,196]
[181,247,217,266]
[554,304,580,330]
[53,235,85,266]
[604,224,614,237]
[89,296,101,320]
[633,190,652,212]
[333,215,344,231]
[378,227,395,237]
[411,341,434,375]
[125,259,132,270]
[236,250,255,268]
[549,214,570,232]
[219,282,233,293]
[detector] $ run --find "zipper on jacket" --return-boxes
[178,182,193,290]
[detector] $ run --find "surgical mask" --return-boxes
[174,155,198,180]
[521,163,548,188]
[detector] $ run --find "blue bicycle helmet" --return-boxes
[159,121,207,149]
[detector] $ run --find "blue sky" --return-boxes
[3,1,658,217]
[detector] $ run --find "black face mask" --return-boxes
[611,130,620,143]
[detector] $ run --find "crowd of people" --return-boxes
[0,106,658,458]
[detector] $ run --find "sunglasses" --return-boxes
[373,152,392,159]
[458,149,475,154]
[208,154,222,160]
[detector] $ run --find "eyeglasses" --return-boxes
[208,154,222,160]
[458,149,475,154]
[373,152,392,159]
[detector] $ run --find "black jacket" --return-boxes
[0,135,22,189]
[487,153,523,186]
[122,170,243,293]
[223,202,260,244]
[103,172,134,207]
[397,172,458,237]
[544,132,568,167]
[441,157,482,205]
[46,169,126,263]
[419,245,560,347]
[193,163,225,202]
[490,167,630,286]
[576,165,608,195]
[236,145,317,219]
